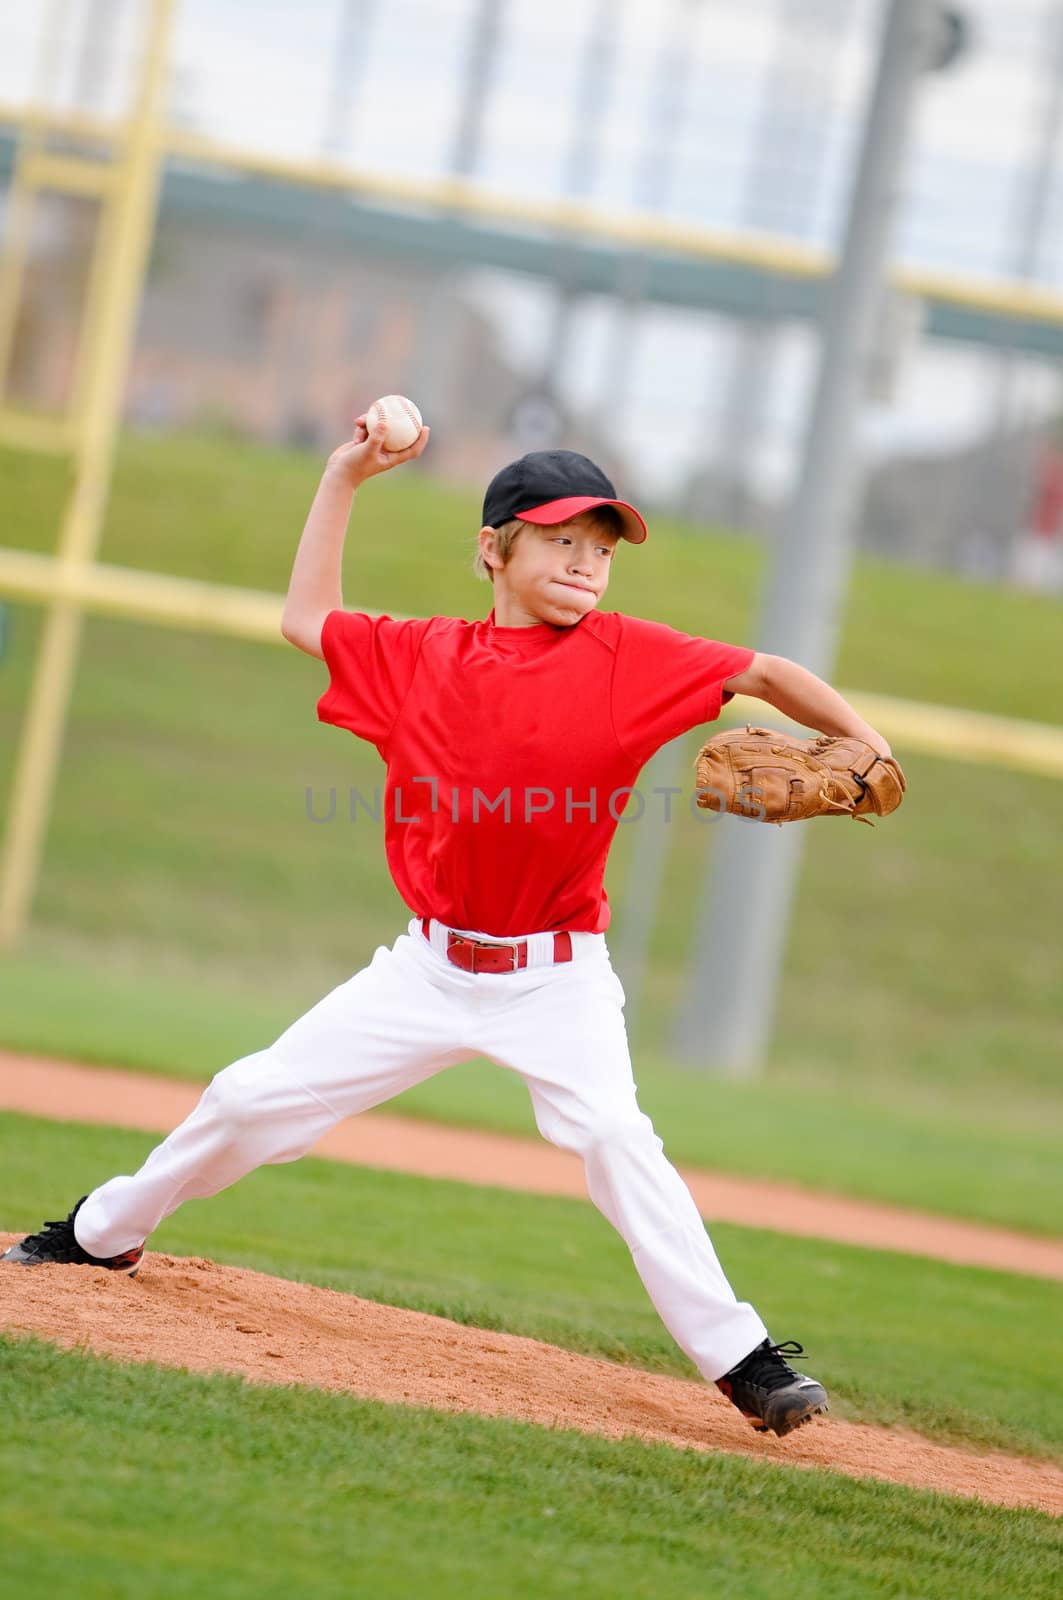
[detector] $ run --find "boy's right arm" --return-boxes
[280,411,430,659]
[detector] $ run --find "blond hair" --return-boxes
[473,518,527,582]
[473,506,623,582]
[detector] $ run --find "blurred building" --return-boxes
[863,423,1063,584]
[4,193,619,491]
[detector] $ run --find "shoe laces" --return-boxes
[23,1215,78,1250]
[735,1339,809,1392]
[22,1199,86,1254]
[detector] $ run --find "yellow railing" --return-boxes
[0,0,174,950]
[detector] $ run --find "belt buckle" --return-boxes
[485,941,518,974]
[449,933,518,974]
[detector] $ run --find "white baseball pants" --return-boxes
[76,919,767,1382]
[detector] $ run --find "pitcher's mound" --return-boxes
[1,1242,1060,1516]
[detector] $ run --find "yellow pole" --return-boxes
[0,0,174,950]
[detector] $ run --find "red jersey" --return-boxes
[318,608,754,936]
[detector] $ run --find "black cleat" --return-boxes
[716,1338,829,1437]
[2,1197,144,1276]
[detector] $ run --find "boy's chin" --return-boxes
[544,598,596,626]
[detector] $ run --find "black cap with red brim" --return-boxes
[482,450,647,545]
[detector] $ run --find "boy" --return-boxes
[4,414,893,1438]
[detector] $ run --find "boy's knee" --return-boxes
[546,1105,661,1162]
[200,1051,278,1137]
[591,1110,661,1159]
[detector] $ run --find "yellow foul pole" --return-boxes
[0,0,174,950]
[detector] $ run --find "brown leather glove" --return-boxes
[694,725,906,827]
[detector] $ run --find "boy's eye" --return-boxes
[551,534,613,558]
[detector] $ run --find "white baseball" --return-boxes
[367,394,423,452]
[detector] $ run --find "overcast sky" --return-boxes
[3,0,1063,497]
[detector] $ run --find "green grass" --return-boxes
[3,1113,1062,1464]
[1,429,1061,1230]
[3,1340,1059,1600]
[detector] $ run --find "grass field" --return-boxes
[4,1338,1060,1600]
[3,1113,1062,1463]
[1,430,1061,1233]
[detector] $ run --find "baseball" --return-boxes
[367,394,423,452]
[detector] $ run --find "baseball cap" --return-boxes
[482,450,648,544]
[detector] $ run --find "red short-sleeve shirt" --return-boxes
[318,608,753,936]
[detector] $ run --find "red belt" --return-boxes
[421,917,573,974]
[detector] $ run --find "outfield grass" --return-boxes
[3,1112,1061,1464]
[1,430,1061,1230]
[3,1339,1059,1600]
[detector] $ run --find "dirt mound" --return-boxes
[2,1241,1060,1516]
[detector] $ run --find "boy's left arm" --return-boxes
[723,653,892,759]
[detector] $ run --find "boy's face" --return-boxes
[480,514,621,628]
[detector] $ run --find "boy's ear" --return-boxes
[478,524,503,571]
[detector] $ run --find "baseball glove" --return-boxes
[694,726,906,827]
